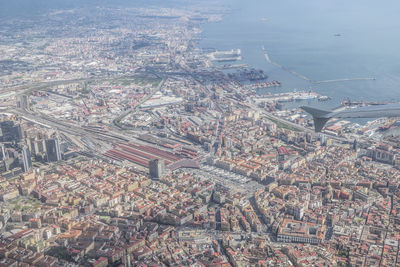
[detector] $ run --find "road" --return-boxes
[2,73,168,155]
[0,73,155,96]
[3,62,365,173]
[113,77,166,129]
[11,108,126,156]
[1,76,112,96]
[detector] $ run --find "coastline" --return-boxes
[198,0,400,111]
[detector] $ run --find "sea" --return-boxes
[199,0,400,110]
[3,0,400,110]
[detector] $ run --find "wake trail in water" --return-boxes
[261,46,375,84]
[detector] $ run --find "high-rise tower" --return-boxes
[149,159,165,179]
[21,146,32,172]
[45,138,62,162]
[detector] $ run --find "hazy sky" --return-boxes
[0,0,223,18]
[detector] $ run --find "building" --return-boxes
[31,138,45,156]
[17,94,30,110]
[277,218,325,244]
[149,159,164,178]
[21,146,32,172]
[285,203,305,220]
[0,121,22,142]
[367,147,395,165]
[0,144,7,160]
[45,138,62,162]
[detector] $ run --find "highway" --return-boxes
[10,108,127,157]
[0,73,147,96]
[113,77,166,129]
[10,105,206,170]
[1,76,103,96]
[3,73,169,158]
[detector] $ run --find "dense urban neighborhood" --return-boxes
[1,2,400,267]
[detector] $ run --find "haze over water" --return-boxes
[200,0,400,108]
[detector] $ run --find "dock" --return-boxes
[244,80,281,90]
[332,100,395,112]
[254,90,329,103]
[216,64,249,69]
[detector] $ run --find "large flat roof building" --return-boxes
[277,218,325,245]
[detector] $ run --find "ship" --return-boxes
[210,49,242,62]
[213,49,241,57]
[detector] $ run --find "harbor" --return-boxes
[215,63,249,69]
[331,99,397,112]
[228,68,268,82]
[253,90,331,103]
[244,80,281,90]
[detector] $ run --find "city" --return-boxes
[0,1,400,266]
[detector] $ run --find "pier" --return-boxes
[341,100,394,107]
[215,64,249,69]
[261,46,376,84]
[262,46,312,82]
[312,77,376,84]
[331,100,395,112]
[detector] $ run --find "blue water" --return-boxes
[200,0,400,109]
